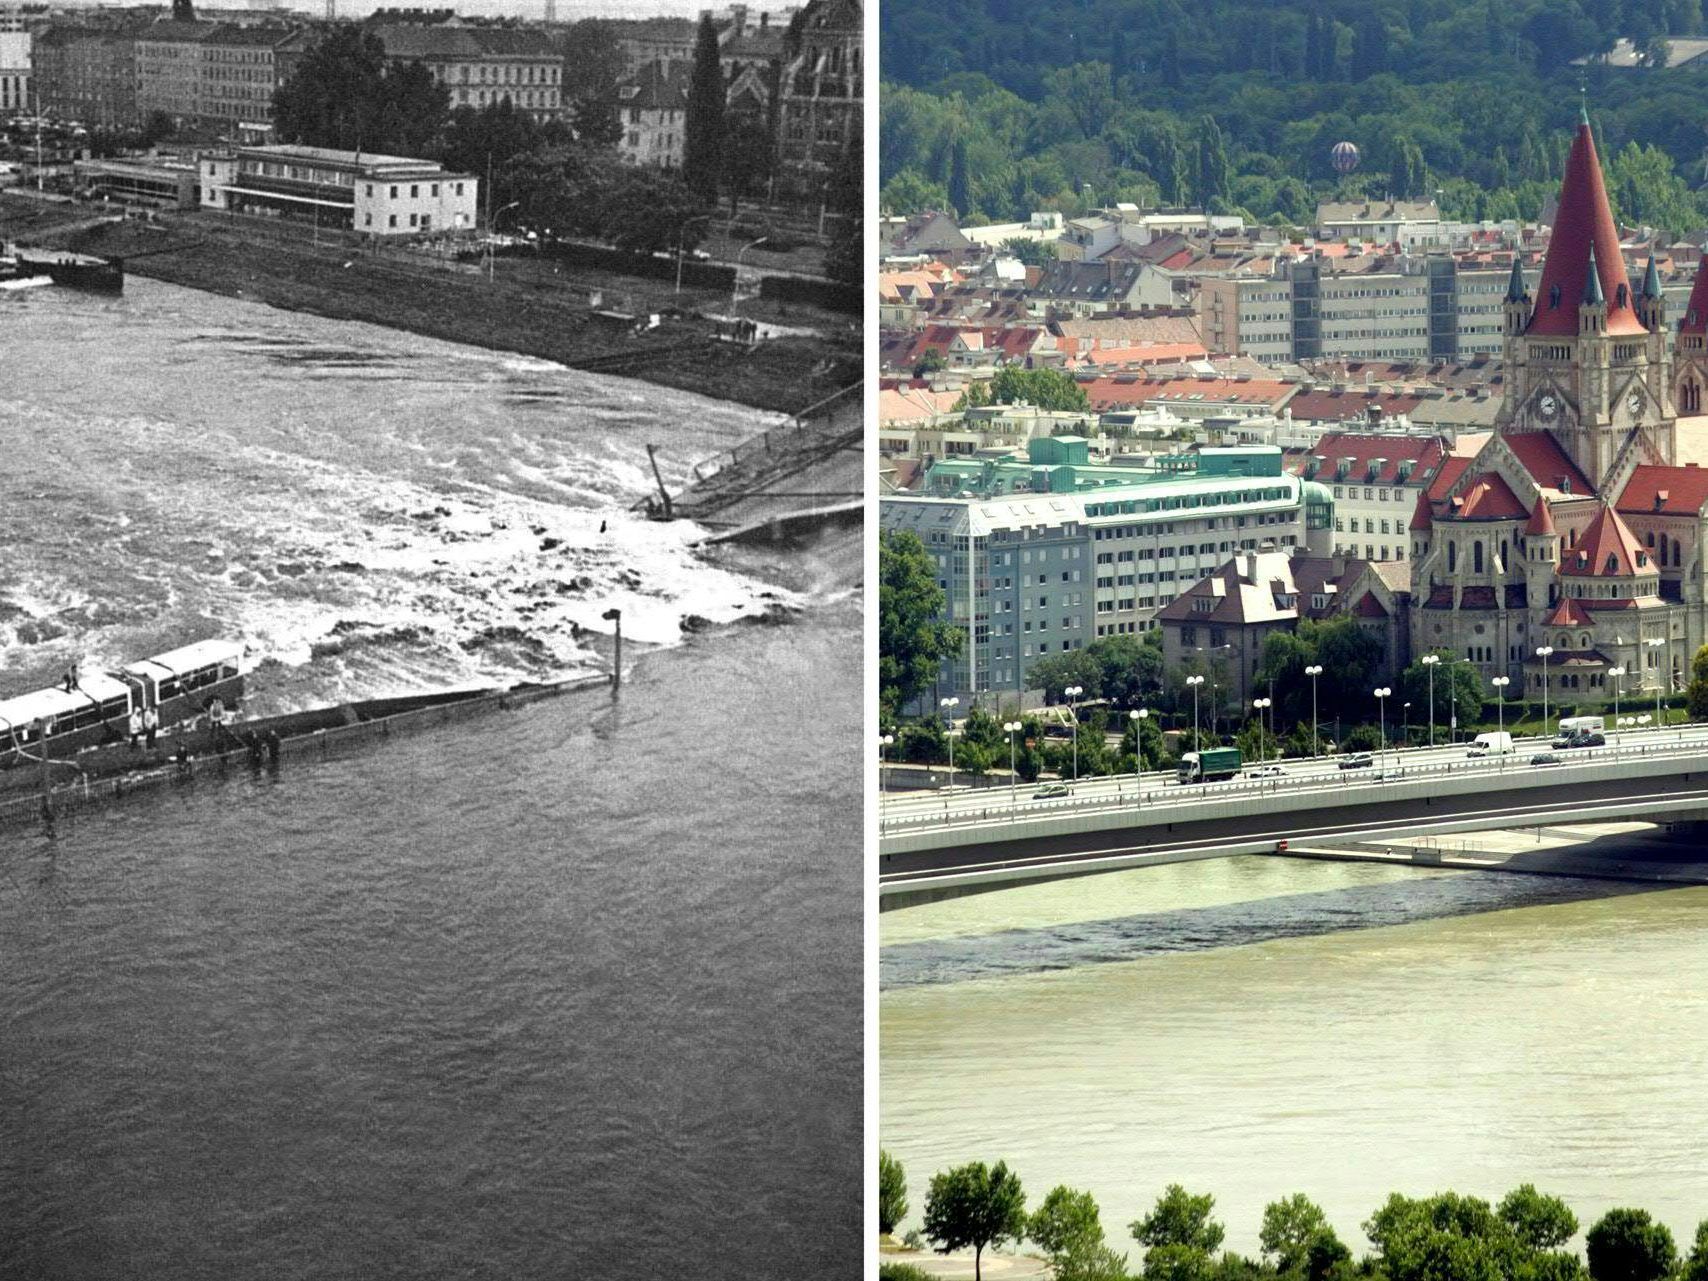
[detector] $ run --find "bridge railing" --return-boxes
[878,729,1708,840]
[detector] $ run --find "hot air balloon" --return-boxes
[1331,140,1361,175]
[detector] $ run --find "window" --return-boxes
[411,185,419,199]
[388,214,397,228]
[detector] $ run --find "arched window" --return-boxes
[1674,537,1683,566]
[1448,541,1457,573]
[1473,540,1485,574]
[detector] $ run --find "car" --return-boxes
[1033,784,1072,799]
[1248,764,1285,777]
[1338,753,1374,770]
[1556,730,1606,749]
[1530,752,1562,767]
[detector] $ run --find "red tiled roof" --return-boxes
[1618,463,1708,515]
[1524,498,1557,536]
[1559,503,1650,577]
[1303,432,1446,485]
[1081,375,1295,412]
[1680,252,1708,334]
[1544,597,1594,626]
[1427,456,1472,500]
[1410,490,1433,530]
[1502,430,1593,499]
[1528,121,1647,338]
[1448,472,1528,520]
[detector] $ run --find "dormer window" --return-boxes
[1193,596,1215,613]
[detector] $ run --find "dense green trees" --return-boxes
[1584,1208,1677,1281]
[1397,649,1490,741]
[879,0,1708,231]
[954,366,1093,413]
[879,531,965,719]
[880,1150,910,1236]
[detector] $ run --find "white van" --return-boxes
[1467,731,1514,757]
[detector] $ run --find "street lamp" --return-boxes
[731,234,769,310]
[1064,685,1084,780]
[1186,675,1205,756]
[1403,701,1412,749]
[1607,667,1625,745]
[1304,664,1323,757]
[1003,720,1023,806]
[675,211,713,295]
[1536,646,1555,737]
[1646,636,1666,726]
[487,199,521,283]
[1129,708,1148,802]
[879,733,894,794]
[1421,653,1440,747]
[1491,675,1510,769]
[1374,687,1392,767]
[1252,697,1272,760]
[940,697,960,788]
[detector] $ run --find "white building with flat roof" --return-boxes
[201,144,479,237]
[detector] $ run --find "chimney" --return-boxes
[1241,552,1259,583]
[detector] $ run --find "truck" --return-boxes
[1553,715,1607,747]
[1467,731,1514,758]
[1177,746,1242,783]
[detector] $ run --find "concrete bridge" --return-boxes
[878,728,1708,908]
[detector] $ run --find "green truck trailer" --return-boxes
[1177,746,1242,782]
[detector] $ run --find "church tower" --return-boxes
[1674,252,1708,417]
[1498,109,1673,487]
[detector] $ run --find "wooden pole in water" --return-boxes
[645,444,674,519]
[36,718,49,817]
[602,608,622,693]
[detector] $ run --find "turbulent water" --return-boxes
[0,277,798,709]
[881,859,1708,1256]
[0,278,861,1278]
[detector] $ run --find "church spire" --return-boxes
[1583,244,1604,306]
[1506,255,1528,303]
[1681,251,1708,335]
[1643,253,1663,299]
[1527,114,1644,338]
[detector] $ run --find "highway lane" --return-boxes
[879,724,1708,834]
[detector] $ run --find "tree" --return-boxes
[1031,1185,1106,1264]
[1687,643,1708,720]
[883,168,950,216]
[1680,1221,1708,1281]
[273,27,448,156]
[1121,712,1168,771]
[683,12,725,203]
[723,117,774,215]
[1131,1185,1226,1257]
[1259,1194,1334,1272]
[948,136,973,218]
[560,18,626,127]
[923,1161,1028,1281]
[956,367,1091,414]
[1363,1192,1513,1281]
[879,531,965,718]
[1399,650,1487,740]
[1585,1209,1677,1281]
[880,1150,909,1236]
[1194,116,1230,209]
[998,236,1058,266]
[1498,1185,1578,1253]
[572,97,623,150]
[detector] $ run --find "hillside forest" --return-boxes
[880,0,1708,236]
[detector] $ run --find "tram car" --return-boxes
[0,639,245,761]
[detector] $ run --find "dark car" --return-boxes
[1560,730,1606,749]
[1338,753,1374,770]
[1530,752,1562,767]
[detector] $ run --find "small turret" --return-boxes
[1579,244,1605,334]
[1504,257,1530,337]
[1638,253,1666,332]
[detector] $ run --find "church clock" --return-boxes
[1536,392,1560,422]
[1628,389,1644,418]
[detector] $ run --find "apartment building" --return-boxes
[879,442,1335,705]
[1293,430,1455,564]
[1198,254,1514,365]
[0,30,29,114]
[613,59,685,169]
[370,24,562,121]
[33,27,137,128]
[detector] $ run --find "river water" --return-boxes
[881,858,1708,1257]
[0,278,860,1278]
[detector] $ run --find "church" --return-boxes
[1409,109,1708,707]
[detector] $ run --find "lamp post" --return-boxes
[879,733,894,794]
[487,199,520,283]
[1646,636,1666,726]
[940,696,959,788]
[1304,664,1322,757]
[1064,685,1083,780]
[1129,708,1148,802]
[1252,697,1272,760]
[1536,646,1554,738]
[601,607,622,692]
[675,212,713,294]
[1607,667,1625,745]
[1003,720,1023,806]
[1492,675,1510,770]
[731,234,769,310]
[1186,675,1205,757]
[1421,653,1440,747]
[1374,686,1392,767]
[1403,701,1411,749]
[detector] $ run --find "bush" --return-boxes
[879,1265,934,1281]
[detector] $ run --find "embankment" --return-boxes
[0,200,859,416]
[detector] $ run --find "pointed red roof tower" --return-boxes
[1524,498,1556,537]
[1680,251,1708,335]
[1527,114,1645,337]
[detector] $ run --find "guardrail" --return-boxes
[878,728,1708,839]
